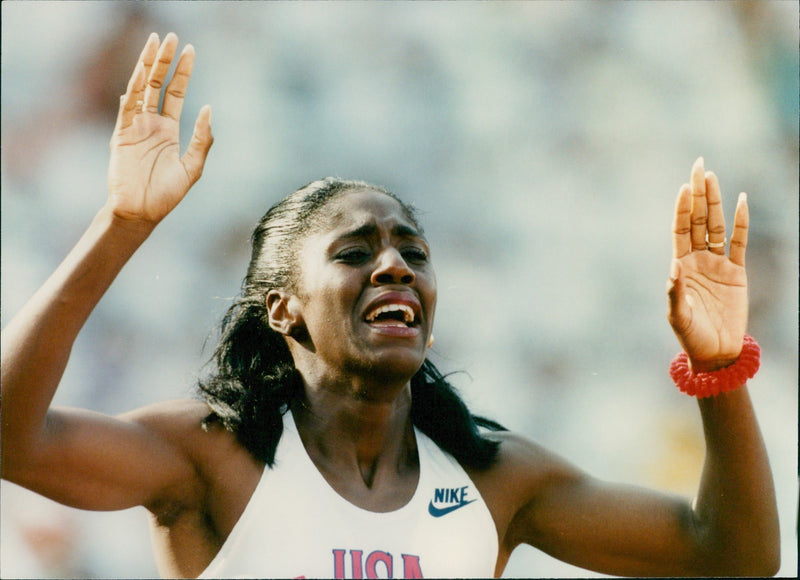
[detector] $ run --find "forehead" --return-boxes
[316,189,422,238]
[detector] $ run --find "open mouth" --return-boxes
[364,303,416,328]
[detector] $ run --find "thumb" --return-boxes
[182,105,214,185]
[669,257,681,282]
[666,259,691,333]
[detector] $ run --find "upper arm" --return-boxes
[511,471,704,576]
[485,433,708,577]
[4,399,207,515]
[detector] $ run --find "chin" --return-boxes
[365,349,426,383]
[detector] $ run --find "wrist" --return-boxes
[670,335,760,398]
[689,356,739,373]
[96,203,157,242]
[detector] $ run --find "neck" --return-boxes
[291,376,416,488]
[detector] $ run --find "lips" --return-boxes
[363,292,422,333]
[365,303,415,325]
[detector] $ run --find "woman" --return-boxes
[1,33,779,578]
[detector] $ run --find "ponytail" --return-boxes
[411,360,505,471]
[198,297,300,466]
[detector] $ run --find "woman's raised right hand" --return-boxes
[107,33,213,227]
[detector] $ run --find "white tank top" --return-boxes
[199,410,498,579]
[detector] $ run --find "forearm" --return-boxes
[1,206,154,465]
[691,386,780,575]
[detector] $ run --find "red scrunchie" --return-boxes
[669,335,761,398]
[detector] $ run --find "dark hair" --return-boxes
[198,178,504,470]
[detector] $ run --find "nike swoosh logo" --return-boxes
[428,499,476,517]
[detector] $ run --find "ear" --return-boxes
[266,289,304,337]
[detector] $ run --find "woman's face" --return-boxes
[289,189,437,387]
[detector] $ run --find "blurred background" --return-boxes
[1,1,796,577]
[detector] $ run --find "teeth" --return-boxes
[366,303,415,323]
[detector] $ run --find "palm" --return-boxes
[106,33,212,226]
[671,252,747,362]
[668,158,750,369]
[109,114,190,222]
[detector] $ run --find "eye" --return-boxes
[401,247,429,264]
[335,247,371,264]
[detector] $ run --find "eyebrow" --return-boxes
[336,222,425,242]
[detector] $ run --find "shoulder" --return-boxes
[477,430,585,487]
[119,398,255,473]
[119,398,260,510]
[119,397,211,427]
[120,400,263,575]
[468,430,588,550]
[118,398,217,457]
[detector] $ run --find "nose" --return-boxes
[371,247,415,286]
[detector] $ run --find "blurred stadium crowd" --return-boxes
[1,1,797,577]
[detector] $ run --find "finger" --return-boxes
[672,183,692,259]
[181,105,214,185]
[144,32,179,113]
[729,192,749,267]
[689,157,708,251]
[705,171,726,255]
[161,44,195,122]
[125,34,158,121]
[137,32,159,93]
[116,61,147,132]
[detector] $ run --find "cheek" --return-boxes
[304,278,363,330]
[420,270,437,307]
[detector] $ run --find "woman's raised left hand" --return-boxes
[667,157,749,371]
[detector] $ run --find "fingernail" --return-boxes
[738,192,747,203]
